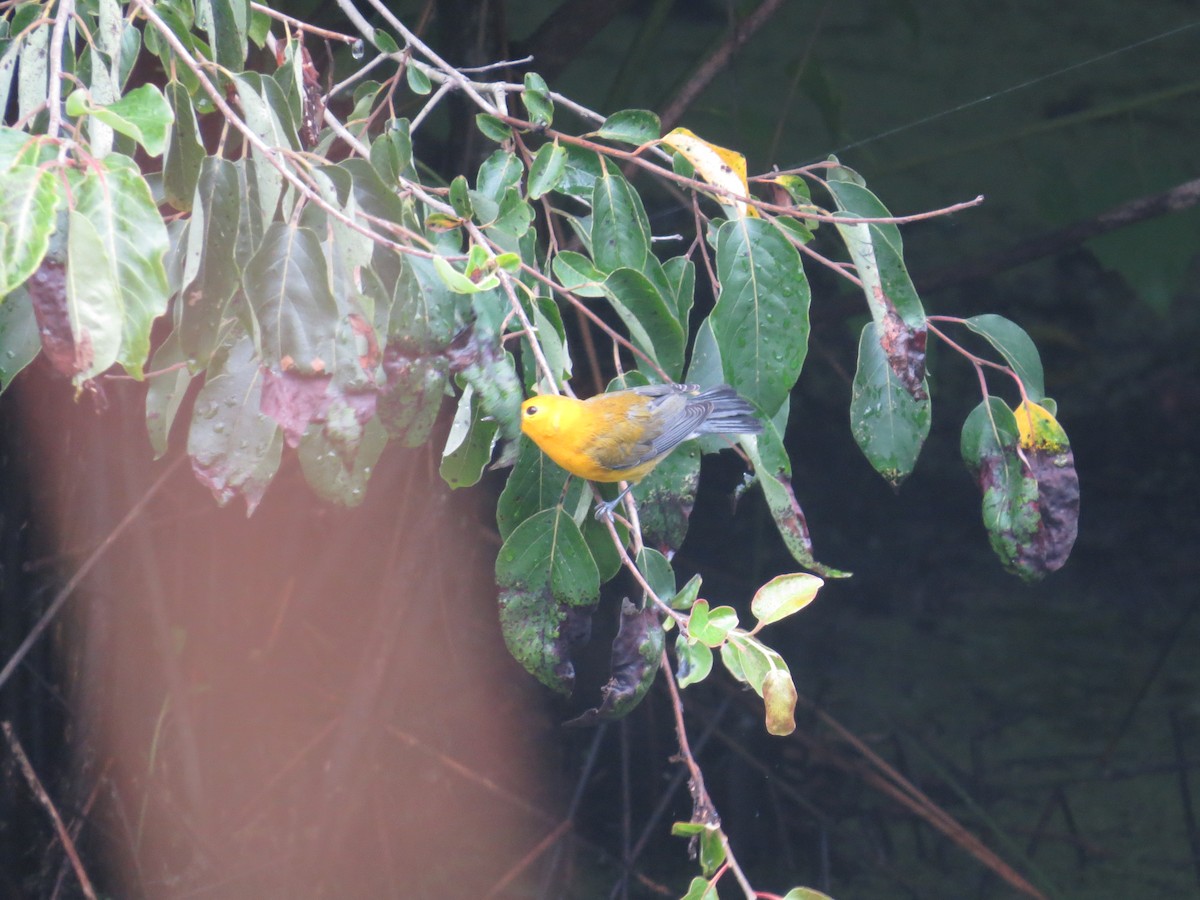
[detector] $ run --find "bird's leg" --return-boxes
[593,481,633,520]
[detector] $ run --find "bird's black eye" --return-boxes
[525,405,538,416]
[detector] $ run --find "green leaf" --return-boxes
[497,436,583,539]
[751,573,823,627]
[65,210,122,383]
[198,0,250,72]
[74,157,171,378]
[187,331,283,514]
[782,889,836,900]
[521,72,553,127]
[475,114,512,143]
[636,547,675,603]
[66,84,173,157]
[242,223,338,374]
[688,599,738,648]
[592,163,650,273]
[163,81,204,209]
[551,250,606,297]
[432,255,497,293]
[962,314,1046,402]
[710,216,810,416]
[477,149,525,202]
[440,385,500,489]
[0,165,63,296]
[489,187,534,238]
[0,283,43,394]
[556,144,604,202]
[850,320,931,486]
[145,329,192,458]
[675,633,713,688]
[662,255,695,328]
[669,573,702,611]
[374,30,399,54]
[17,14,48,126]
[179,156,242,369]
[527,140,567,199]
[699,825,727,877]
[595,109,661,145]
[496,507,600,693]
[234,73,299,217]
[378,352,447,446]
[298,415,387,507]
[629,434,699,549]
[680,876,719,900]
[601,267,684,379]
[826,162,928,398]
[247,7,272,46]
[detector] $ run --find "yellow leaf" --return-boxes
[661,127,758,219]
[1014,400,1068,451]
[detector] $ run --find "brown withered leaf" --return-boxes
[878,306,928,401]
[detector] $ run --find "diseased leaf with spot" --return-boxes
[496,507,600,694]
[850,320,931,486]
[961,397,1079,580]
[565,600,663,725]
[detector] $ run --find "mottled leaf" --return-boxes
[496,507,600,694]
[188,332,283,514]
[565,600,663,725]
[850,320,931,485]
[750,573,823,627]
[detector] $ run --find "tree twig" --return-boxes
[3,722,98,900]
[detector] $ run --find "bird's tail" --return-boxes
[695,385,764,435]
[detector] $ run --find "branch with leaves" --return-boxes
[0,2,1079,896]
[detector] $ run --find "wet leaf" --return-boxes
[378,348,447,447]
[710,216,809,416]
[187,332,283,514]
[591,162,650,273]
[260,367,332,448]
[145,329,193,458]
[826,161,927,399]
[163,80,204,210]
[0,283,43,393]
[242,222,338,374]
[298,414,387,507]
[565,600,663,725]
[850,319,931,485]
[179,156,242,369]
[496,507,600,694]
[64,210,122,382]
[601,267,684,379]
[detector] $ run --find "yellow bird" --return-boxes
[520,383,762,514]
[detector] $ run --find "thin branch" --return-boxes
[250,2,358,43]
[3,722,98,900]
[0,455,185,693]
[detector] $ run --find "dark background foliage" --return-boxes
[3,1,1198,897]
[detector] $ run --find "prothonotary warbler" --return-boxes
[520,383,763,516]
